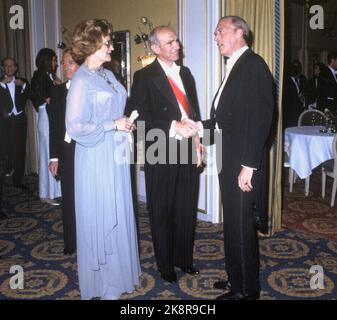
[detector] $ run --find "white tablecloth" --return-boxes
[284,126,335,179]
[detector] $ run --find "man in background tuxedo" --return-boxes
[0,87,8,219]
[283,60,307,128]
[0,57,30,189]
[126,26,201,283]
[47,49,79,254]
[306,62,327,110]
[320,51,337,111]
[197,16,274,300]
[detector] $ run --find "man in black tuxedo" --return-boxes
[283,61,307,128]
[197,16,274,300]
[0,90,8,218]
[0,57,30,188]
[47,50,79,254]
[320,51,337,111]
[126,26,201,283]
[306,62,327,111]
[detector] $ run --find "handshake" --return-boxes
[175,119,202,139]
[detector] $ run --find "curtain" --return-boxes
[0,0,38,174]
[224,0,285,234]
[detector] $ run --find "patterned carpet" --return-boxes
[0,174,337,300]
[282,168,337,242]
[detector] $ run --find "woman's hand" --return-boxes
[114,117,136,133]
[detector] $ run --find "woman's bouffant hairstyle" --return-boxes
[35,48,57,73]
[71,19,112,62]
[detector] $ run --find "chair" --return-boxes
[321,135,337,206]
[297,109,326,127]
[297,109,327,196]
[283,143,294,193]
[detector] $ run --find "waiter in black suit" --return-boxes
[197,16,273,300]
[47,49,79,254]
[126,26,202,283]
[320,51,337,111]
[0,57,30,188]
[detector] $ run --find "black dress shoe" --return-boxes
[63,248,75,255]
[180,266,200,275]
[161,272,177,283]
[216,290,259,300]
[213,280,231,290]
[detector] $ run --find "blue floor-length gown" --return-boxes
[38,103,61,199]
[66,64,141,300]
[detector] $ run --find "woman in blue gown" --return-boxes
[66,19,141,300]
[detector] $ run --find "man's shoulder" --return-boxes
[242,50,271,73]
[16,77,28,83]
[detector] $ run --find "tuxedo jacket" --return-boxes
[306,76,327,110]
[320,66,337,108]
[47,82,75,173]
[0,77,30,115]
[283,74,305,128]
[125,59,201,163]
[203,49,274,231]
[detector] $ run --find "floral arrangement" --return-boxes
[134,16,154,56]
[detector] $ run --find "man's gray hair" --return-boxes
[150,25,172,46]
[220,16,250,44]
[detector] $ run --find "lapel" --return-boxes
[149,59,181,113]
[179,67,197,119]
[14,83,22,102]
[63,82,68,113]
[4,83,14,112]
[217,49,252,109]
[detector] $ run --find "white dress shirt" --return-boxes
[213,46,249,111]
[157,59,189,140]
[199,46,255,170]
[1,77,26,116]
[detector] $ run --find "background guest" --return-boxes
[0,57,30,189]
[283,60,306,128]
[47,49,79,254]
[30,48,62,205]
[66,19,141,300]
[306,62,326,110]
[320,51,337,111]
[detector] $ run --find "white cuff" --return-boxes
[197,121,204,138]
[50,158,59,162]
[242,165,257,171]
[169,121,177,138]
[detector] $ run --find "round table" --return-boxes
[284,126,335,179]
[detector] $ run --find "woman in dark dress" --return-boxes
[30,48,62,205]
